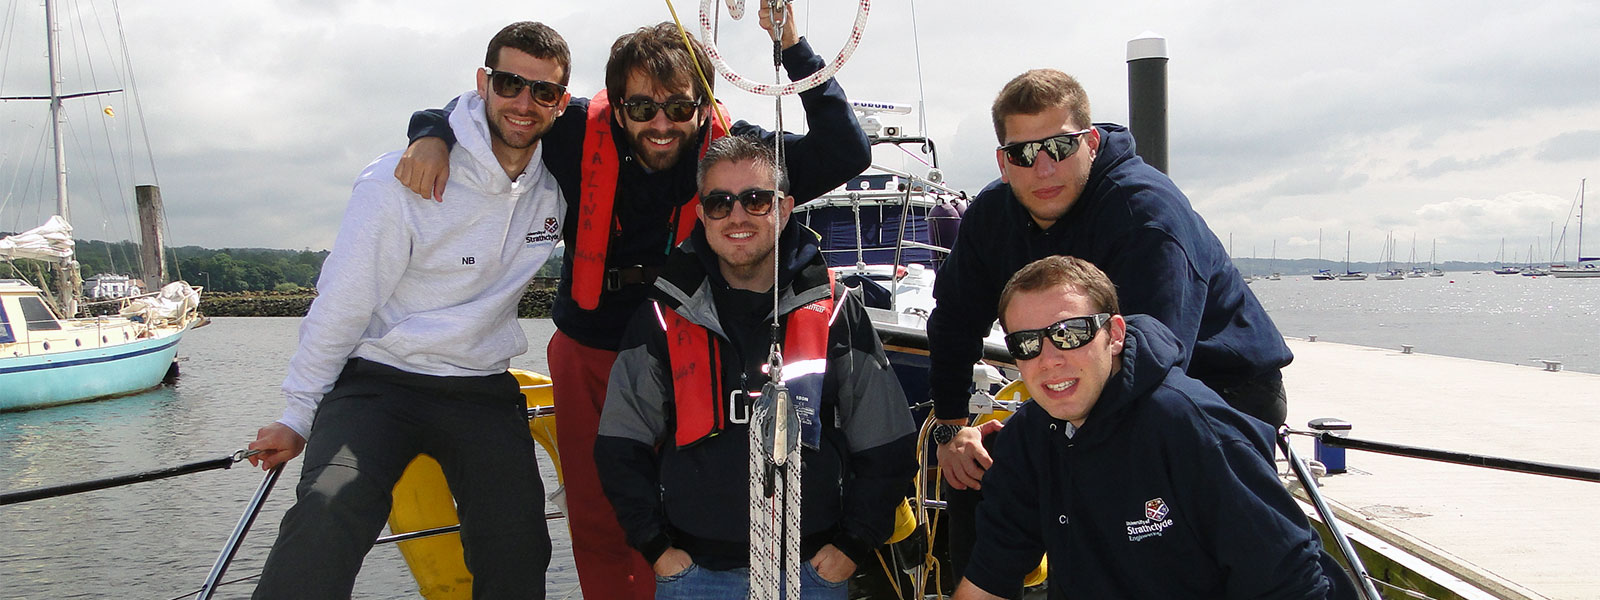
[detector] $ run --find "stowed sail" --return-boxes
[0,216,76,261]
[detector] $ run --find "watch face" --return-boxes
[933,424,959,445]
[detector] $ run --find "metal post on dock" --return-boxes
[1127,32,1169,175]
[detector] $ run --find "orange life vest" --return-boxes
[655,278,837,449]
[571,89,733,310]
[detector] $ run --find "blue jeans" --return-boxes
[655,562,848,600]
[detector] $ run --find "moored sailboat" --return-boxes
[0,0,204,411]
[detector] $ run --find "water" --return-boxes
[1,276,1595,599]
[1249,272,1599,375]
[0,318,575,600]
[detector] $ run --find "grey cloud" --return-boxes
[1535,130,1600,162]
[1262,167,1369,197]
[1406,148,1525,179]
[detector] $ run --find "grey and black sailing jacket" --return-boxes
[596,222,916,571]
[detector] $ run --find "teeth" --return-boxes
[730,232,754,239]
[508,117,532,126]
[648,136,673,146]
[1046,380,1075,392]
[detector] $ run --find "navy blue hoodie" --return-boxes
[965,316,1350,599]
[926,124,1291,420]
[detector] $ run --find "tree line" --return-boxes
[2,237,564,293]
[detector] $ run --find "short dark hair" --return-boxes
[990,69,1091,143]
[997,256,1119,331]
[605,22,715,108]
[696,135,789,193]
[486,22,571,87]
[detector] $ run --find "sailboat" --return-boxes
[1427,239,1444,276]
[1312,229,1335,280]
[0,0,204,411]
[1405,234,1426,278]
[1337,231,1368,280]
[1268,240,1281,280]
[1375,232,1405,280]
[1551,178,1599,278]
[1492,238,1521,274]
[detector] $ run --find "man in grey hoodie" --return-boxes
[245,22,570,599]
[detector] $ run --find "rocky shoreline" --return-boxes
[200,282,558,318]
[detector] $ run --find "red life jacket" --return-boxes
[571,89,733,310]
[655,275,837,449]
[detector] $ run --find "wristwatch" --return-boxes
[931,423,965,446]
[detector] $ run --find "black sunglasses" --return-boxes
[998,128,1093,168]
[1004,313,1112,360]
[484,69,566,107]
[620,97,702,123]
[701,188,778,220]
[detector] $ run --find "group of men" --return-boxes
[245,9,1353,600]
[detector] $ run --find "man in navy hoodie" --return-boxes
[953,256,1350,599]
[926,68,1293,576]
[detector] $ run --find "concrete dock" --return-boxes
[1281,338,1600,600]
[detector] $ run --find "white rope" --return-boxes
[699,0,870,96]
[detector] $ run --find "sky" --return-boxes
[2,0,1597,264]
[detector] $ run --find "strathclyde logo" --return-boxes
[1145,498,1169,521]
[526,217,560,245]
[1125,497,1176,542]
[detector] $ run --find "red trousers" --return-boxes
[548,330,655,600]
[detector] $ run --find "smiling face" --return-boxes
[476,47,569,167]
[997,106,1100,230]
[697,158,792,291]
[617,68,706,171]
[1002,283,1125,426]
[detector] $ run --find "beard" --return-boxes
[628,128,692,171]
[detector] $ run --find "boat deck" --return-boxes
[1281,338,1599,600]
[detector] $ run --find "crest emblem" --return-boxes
[1144,498,1169,521]
[544,217,559,234]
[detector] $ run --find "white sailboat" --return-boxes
[0,0,204,411]
[1551,178,1598,278]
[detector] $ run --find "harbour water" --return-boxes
[0,273,1594,599]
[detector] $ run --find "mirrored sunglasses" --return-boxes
[621,97,702,123]
[998,128,1093,168]
[701,188,778,220]
[484,69,566,107]
[1004,313,1112,360]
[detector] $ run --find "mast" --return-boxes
[1580,178,1588,262]
[44,0,81,316]
[46,0,69,221]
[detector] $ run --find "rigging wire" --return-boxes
[907,0,928,137]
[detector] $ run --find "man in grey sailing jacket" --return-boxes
[953,256,1351,600]
[594,135,915,596]
[246,22,567,599]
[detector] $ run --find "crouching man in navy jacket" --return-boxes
[595,135,916,597]
[953,256,1353,600]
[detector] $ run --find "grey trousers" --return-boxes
[253,359,551,599]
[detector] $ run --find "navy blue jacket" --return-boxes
[926,124,1290,419]
[408,39,870,350]
[966,316,1350,599]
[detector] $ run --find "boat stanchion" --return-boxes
[1276,428,1385,600]
[196,462,283,600]
[1308,418,1352,474]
